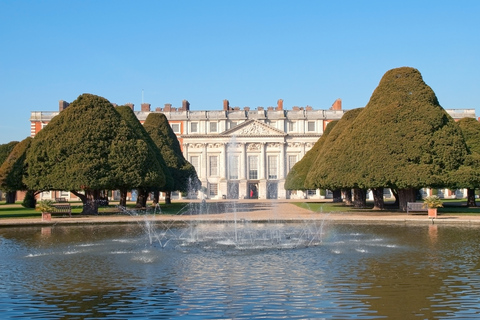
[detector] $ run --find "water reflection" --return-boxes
[1,223,480,319]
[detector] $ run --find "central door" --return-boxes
[248,183,258,199]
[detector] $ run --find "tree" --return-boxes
[309,67,468,211]
[0,141,19,203]
[455,118,480,206]
[114,106,172,207]
[25,93,167,215]
[0,138,32,206]
[285,120,338,197]
[305,108,364,205]
[143,113,200,204]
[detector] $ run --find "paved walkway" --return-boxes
[1,201,480,227]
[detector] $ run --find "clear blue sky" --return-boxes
[1,0,479,144]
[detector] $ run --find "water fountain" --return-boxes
[125,200,328,250]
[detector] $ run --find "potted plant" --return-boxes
[423,195,443,219]
[36,199,55,221]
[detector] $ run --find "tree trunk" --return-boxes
[119,189,128,208]
[135,189,148,208]
[5,191,16,204]
[71,190,99,215]
[153,190,160,205]
[467,188,477,207]
[372,187,385,210]
[397,188,417,212]
[353,188,367,208]
[332,189,342,203]
[165,191,172,205]
[343,189,353,206]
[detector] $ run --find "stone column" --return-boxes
[241,143,246,179]
[260,142,266,179]
[280,142,286,179]
[202,143,208,180]
[183,143,189,161]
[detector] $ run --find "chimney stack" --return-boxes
[223,99,230,111]
[141,103,151,112]
[125,103,134,110]
[164,103,172,112]
[331,98,342,110]
[276,99,283,111]
[182,100,190,111]
[59,100,70,112]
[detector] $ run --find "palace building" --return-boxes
[29,99,477,201]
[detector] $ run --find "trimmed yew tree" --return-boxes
[115,106,173,207]
[26,94,166,215]
[0,141,19,203]
[0,138,33,206]
[285,120,338,197]
[143,113,200,204]
[455,117,480,206]
[310,67,467,211]
[305,108,364,205]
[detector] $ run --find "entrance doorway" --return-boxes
[267,182,278,199]
[227,182,239,199]
[248,183,258,199]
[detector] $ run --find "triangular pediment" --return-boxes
[222,119,286,136]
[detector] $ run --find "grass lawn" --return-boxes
[293,199,480,215]
[0,201,196,219]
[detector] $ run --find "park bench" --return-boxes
[406,202,428,214]
[51,203,72,217]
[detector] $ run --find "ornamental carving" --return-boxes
[247,143,261,151]
[227,143,242,149]
[207,143,223,148]
[238,123,270,135]
[287,142,302,148]
[267,142,280,148]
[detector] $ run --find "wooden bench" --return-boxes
[406,202,427,214]
[51,203,72,217]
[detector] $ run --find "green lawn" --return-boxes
[0,201,195,219]
[293,199,480,215]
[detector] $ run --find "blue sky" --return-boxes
[1,0,479,144]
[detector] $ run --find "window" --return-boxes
[209,156,218,176]
[59,190,69,198]
[307,121,316,132]
[269,120,277,128]
[228,155,239,179]
[209,183,218,196]
[268,156,278,179]
[288,155,297,172]
[288,121,296,132]
[190,156,200,175]
[230,121,237,129]
[248,156,258,180]
[190,122,198,133]
[171,123,180,133]
[210,122,217,133]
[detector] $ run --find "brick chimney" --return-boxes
[125,103,134,111]
[141,103,151,112]
[223,99,230,111]
[164,103,172,112]
[59,100,70,111]
[276,99,283,111]
[182,100,190,111]
[331,98,342,110]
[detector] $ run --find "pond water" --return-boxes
[0,222,479,319]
